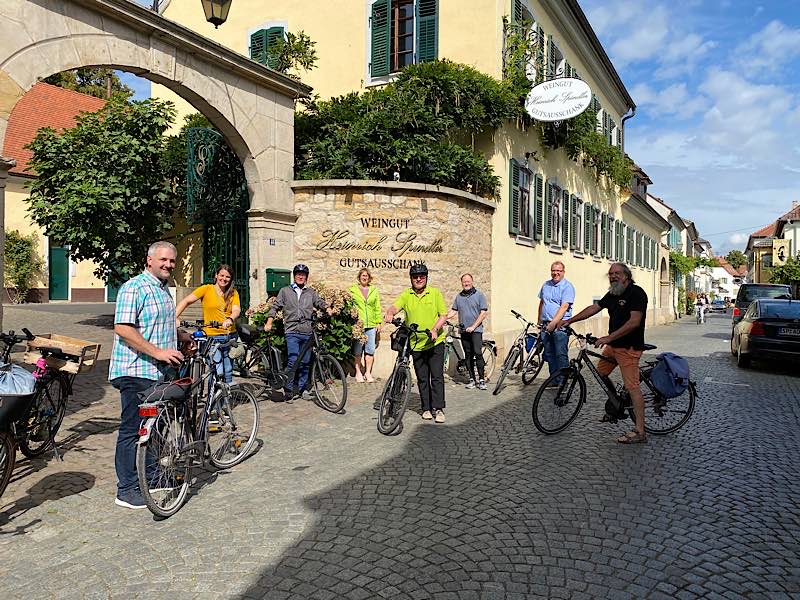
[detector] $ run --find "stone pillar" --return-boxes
[0,156,15,330]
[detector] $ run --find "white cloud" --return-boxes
[729,233,749,245]
[609,6,670,65]
[736,20,800,75]
[630,82,708,118]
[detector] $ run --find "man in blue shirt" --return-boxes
[537,261,576,385]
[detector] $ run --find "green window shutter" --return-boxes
[547,35,556,79]
[249,29,269,65]
[584,204,592,252]
[512,0,524,24]
[564,60,572,78]
[601,213,607,257]
[509,159,520,235]
[265,26,285,70]
[544,183,552,243]
[417,0,438,63]
[370,0,391,77]
[561,189,569,248]
[616,127,622,148]
[569,195,577,249]
[534,174,544,240]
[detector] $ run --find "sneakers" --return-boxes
[301,390,312,401]
[465,380,477,389]
[115,488,147,510]
[477,380,487,391]
[434,410,445,424]
[421,410,433,420]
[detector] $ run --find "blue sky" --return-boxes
[120,0,799,255]
[585,0,800,254]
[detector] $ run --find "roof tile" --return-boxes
[2,82,106,176]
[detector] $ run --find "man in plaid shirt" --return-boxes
[109,241,186,509]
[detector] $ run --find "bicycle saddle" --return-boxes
[642,343,657,351]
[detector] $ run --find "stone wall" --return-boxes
[290,180,495,377]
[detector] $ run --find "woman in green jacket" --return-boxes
[349,268,382,382]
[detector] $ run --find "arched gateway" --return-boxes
[0,0,308,327]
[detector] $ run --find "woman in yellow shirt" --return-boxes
[175,264,241,383]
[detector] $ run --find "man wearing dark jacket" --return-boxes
[264,264,329,400]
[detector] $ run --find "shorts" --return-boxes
[354,327,377,356]
[596,345,643,390]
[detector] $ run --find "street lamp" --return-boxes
[200,0,233,28]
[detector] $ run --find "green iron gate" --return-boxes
[186,127,250,309]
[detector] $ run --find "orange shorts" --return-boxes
[596,345,643,391]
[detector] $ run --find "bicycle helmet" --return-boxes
[293,263,310,275]
[409,263,428,278]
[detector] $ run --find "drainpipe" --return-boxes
[620,106,636,155]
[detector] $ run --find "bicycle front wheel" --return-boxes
[0,431,16,500]
[312,354,347,413]
[532,368,586,434]
[481,343,497,381]
[19,375,67,458]
[209,384,260,469]
[631,378,696,435]
[136,408,192,518]
[377,366,411,435]
[521,348,545,386]
[492,346,520,396]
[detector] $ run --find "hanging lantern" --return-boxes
[200,0,232,28]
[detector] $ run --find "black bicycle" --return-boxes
[233,315,347,413]
[531,327,696,435]
[442,321,497,383]
[492,310,545,395]
[135,320,260,518]
[376,319,431,435]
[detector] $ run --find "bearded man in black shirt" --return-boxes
[554,263,649,444]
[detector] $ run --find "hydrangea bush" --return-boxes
[245,282,365,363]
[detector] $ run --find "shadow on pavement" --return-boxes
[0,471,96,534]
[235,349,800,599]
[75,314,115,329]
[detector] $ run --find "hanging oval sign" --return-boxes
[525,78,593,122]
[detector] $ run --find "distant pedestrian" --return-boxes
[349,268,382,383]
[384,264,449,423]
[109,241,189,509]
[537,261,575,385]
[175,264,240,383]
[447,273,489,390]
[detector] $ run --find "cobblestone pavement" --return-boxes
[1,305,799,599]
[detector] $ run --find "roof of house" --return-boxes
[2,82,106,177]
[751,222,776,238]
[716,256,747,278]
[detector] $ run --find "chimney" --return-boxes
[793,200,799,209]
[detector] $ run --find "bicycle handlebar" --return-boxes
[391,318,432,337]
[179,320,223,330]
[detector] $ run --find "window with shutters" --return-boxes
[546,36,565,79]
[618,222,626,262]
[249,24,287,70]
[607,216,615,260]
[591,208,600,255]
[512,1,545,85]
[545,182,562,245]
[571,196,583,252]
[369,0,438,80]
[627,227,635,263]
[508,159,533,239]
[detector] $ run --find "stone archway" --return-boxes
[0,0,309,318]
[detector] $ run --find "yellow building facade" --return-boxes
[157,0,669,352]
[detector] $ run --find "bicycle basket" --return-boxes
[390,328,410,352]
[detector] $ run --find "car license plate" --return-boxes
[779,327,800,336]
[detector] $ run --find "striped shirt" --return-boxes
[108,270,177,381]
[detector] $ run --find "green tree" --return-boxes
[268,31,318,78]
[24,98,179,285]
[44,68,133,101]
[725,250,747,269]
[769,255,800,286]
[3,230,45,304]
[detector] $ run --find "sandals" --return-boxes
[617,430,647,444]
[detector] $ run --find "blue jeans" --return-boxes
[210,333,237,383]
[285,333,312,393]
[542,329,569,382]
[112,376,157,494]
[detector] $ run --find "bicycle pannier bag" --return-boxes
[649,352,690,398]
[525,334,538,353]
[138,377,194,403]
[0,363,35,396]
[390,328,409,352]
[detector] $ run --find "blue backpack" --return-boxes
[649,352,690,398]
